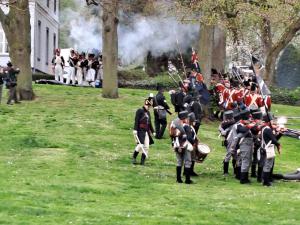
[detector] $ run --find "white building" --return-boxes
[0,0,59,74]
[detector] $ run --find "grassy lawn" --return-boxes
[0,85,299,225]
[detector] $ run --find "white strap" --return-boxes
[249,94,258,107]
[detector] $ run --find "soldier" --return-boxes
[187,112,200,177]
[259,113,282,186]
[51,49,65,83]
[250,110,263,179]
[169,110,193,184]
[235,110,254,184]
[170,82,187,115]
[219,110,236,176]
[189,94,202,134]
[67,49,78,85]
[4,62,20,105]
[132,96,155,165]
[153,84,171,139]
[0,67,4,104]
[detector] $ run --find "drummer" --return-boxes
[169,110,194,184]
[187,112,200,176]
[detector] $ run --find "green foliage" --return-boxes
[270,86,300,106]
[0,85,300,224]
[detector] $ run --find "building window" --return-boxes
[54,0,57,13]
[0,30,8,54]
[53,33,56,54]
[47,0,50,7]
[37,20,41,61]
[46,27,49,65]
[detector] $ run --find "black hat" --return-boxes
[243,80,250,87]
[250,83,257,91]
[262,113,274,122]
[240,109,250,120]
[179,110,188,120]
[233,112,241,122]
[144,96,153,106]
[156,83,164,91]
[211,68,218,75]
[183,95,192,104]
[223,110,234,120]
[7,62,12,67]
[188,112,196,122]
[252,111,263,120]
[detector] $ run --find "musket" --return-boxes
[248,52,272,123]
[133,133,148,158]
[174,30,187,79]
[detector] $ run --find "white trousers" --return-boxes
[77,68,83,85]
[67,67,76,85]
[135,132,149,155]
[55,65,64,82]
[86,69,96,82]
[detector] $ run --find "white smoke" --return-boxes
[63,2,199,65]
[119,16,199,65]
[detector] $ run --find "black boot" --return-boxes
[235,166,241,180]
[140,153,146,165]
[132,151,139,164]
[223,161,229,175]
[263,172,272,187]
[190,161,198,176]
[176,166,183,183]
[251,164,257,178]
[232,159,237,175]
[240,172,251,184]
[184,167,193,184]
[257,167,263,183]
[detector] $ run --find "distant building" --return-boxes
[0,0,59,74]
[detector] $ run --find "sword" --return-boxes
[133,133,148,158]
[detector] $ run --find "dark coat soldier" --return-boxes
[153,84,171,139]
[132,97,155,165]
[219,110,236,176]
[170,111,194,184]
[0,68,4,104]
[4,62,20,105]
[259,114,282,186]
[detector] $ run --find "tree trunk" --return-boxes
[262,17,300,85]
[212,26,226,73]
[198,24,214,88]
[102,0,119,99]
[0,0,34,100]
[264,54,276,85]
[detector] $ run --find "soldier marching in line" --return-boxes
[67,49,78,85]
[132,96,155,166]
[52,48,65,83]
[259,113,282,186]
[219,110,238,176]
[153,84,172,139]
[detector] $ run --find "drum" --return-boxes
[195,143,211,163]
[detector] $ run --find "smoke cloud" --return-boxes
[62,2,199,65]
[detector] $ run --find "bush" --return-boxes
[33,73,54,81]
[270,86,300,106]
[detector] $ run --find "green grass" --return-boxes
[0,85,300,225]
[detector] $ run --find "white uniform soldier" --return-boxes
[67,49,77,85]
[52,49,65,83]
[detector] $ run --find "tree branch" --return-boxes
[270,16,300,56]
